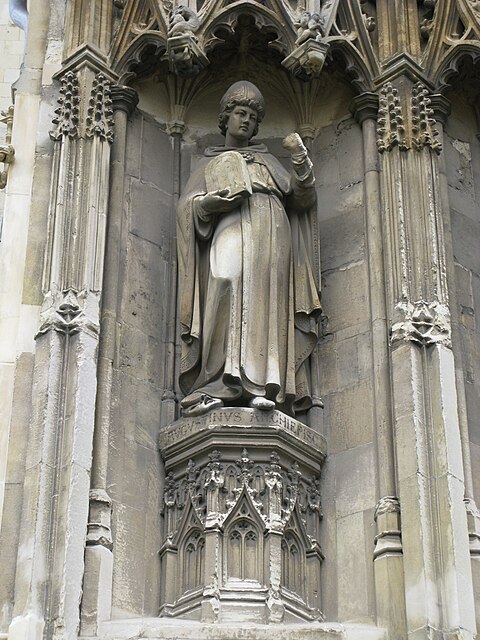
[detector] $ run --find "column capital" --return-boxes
[429,94,451,126]
[350,92,379,125]
[111,85,138,115]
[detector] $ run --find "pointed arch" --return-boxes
[172,492,204,546]
[281,529,305,598]
[113,31,167,85]
[223,487,266,586]
[433,42,480,91]
[327,37,376,93]
[200,2,297,55]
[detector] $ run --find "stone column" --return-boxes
[377,71,477,640]
[160,116,185,428]
[8,66,115,640]
[351,92,406,640]
[430,92,480,625]
[80,85,138,637]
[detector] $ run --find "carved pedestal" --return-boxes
[158,409,326,624]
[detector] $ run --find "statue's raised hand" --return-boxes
[282,132,307,157]
[198,188,246,215]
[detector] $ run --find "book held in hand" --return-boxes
[205,150,252,199]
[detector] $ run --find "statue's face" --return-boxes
[226,105,258,143]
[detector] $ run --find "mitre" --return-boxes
[220,80,266,117]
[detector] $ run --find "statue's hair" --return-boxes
[218,97,265,137]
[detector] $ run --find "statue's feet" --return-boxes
[181,392,224,417]
[250,397,275,411]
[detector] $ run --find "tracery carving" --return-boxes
[159,437,324,621]
[162,448,322,540]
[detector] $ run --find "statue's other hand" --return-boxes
[282,132,307,156]
[198,188,246,214]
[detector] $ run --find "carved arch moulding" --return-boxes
[108,0,381,92]
[103,0,480,132]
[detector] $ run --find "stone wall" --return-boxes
[315,115,375,623]
[0,0,24,232]
[109,108,174,617]
[446,92,480,503]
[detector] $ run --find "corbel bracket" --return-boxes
[282,39,330,81]
[167,34,208,77]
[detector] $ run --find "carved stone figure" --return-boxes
[168,5,200,37]
[294,11,324,46]
[177,81,321,417]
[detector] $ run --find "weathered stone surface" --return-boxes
[321,264,369,334]
[99,618,388,640]
[337,512,370,623]
[1,3,480,639]
[327,381,374,454]
[130,179,173,250]
[451,210,480,274]
[320,208,365,272]
[334,444,376,519]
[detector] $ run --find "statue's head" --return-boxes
[218,81,265,138]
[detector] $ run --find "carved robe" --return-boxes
[177,143,321,412]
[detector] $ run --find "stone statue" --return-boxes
[168,5,200,38]
[294,11,324,46]
[177,81,321,417]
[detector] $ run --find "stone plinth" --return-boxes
[98,618,387,640]
[99,618,387,640]
[158,409,327,624]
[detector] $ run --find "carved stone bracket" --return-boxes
[282,39,330,81]
[391,300,451,347]
[167,34,208,77]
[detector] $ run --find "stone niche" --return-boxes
[158,408,326,624]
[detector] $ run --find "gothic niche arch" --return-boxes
[202,5,293,59]
[181,528,205,593]
[224,494,265,587]
[281,529,306,600]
